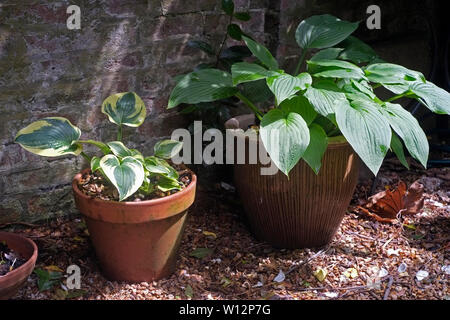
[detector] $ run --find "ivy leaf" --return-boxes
[227,23,243,40]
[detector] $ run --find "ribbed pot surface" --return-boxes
[233,138,360,248]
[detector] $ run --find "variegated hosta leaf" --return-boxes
[99,155,145,201]
[107,141,133,158]
[144,156,179,180]
[154,140,183,159]
[15,117,82,157]
[101,92,146,127]
[157,176,182,192]
[90,156,101,172]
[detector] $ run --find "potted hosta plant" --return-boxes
[168,14,450,248]
[0,232,38,299]
[14,92,197,282]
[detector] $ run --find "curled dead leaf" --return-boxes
[359,180,424,223]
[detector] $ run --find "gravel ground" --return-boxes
[5,161,449,300]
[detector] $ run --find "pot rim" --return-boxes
[72,167,197,207]
[0,231,38,280]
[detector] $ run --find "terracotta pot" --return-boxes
[0,232,38,300]
[225,115,360,248]
[72,169,196,282]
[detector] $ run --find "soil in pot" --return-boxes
[77,163,192,202]
[0,241,26,276]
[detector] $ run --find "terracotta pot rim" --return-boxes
[72,168,197,207]
[0,232,38,279]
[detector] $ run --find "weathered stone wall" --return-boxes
[0,0,444,223]
[0,0,270,223]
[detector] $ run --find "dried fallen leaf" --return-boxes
[324,292,338,298]
[44,265,64,273]
[387,248,401,257]
[314,268,328,282]
[202,231,217,239]
[359,180,424,223]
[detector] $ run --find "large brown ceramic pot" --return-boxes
[226,115,360,248]
[72,169,196,283]
[0,232,38,299]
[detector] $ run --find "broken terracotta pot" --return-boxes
[72,169,196,283]
[0,232,38,300]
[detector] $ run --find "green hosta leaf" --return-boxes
[390,132,410,169]
[303,124,328,174]
[79,140,110,154]
[168,69,238,108]
[156,175,182,192]
[307,59,366,80]
[101,92,146,127]
[336,99,391,175]
[260,109,310,176]
[295,14,358,50]
[280,95,317,125]
[382,83,410,95]
[409,81,450,115]
[221,0,234,15]
[242,35,278,71]
[339,36,378,64]
[15,117,82,157]
[364,63,425,84]
[381,103,428,167]
[187,40,215,56]
[267,73,312,105]
[239,79,274,103]
[227,23,243,40]
[90,156,101,172]
[107,141,133,158]
[304,80,347,117]
[154,140,183,159]
[310,48,344,61]
[231,62,278,85]
[349,79,376,99]
[100,155,144,201]
[234,12,250,21]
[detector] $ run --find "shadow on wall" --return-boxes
[0,0,268,223]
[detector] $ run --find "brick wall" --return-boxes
[0,0,444,223]
[0,0,270,223]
